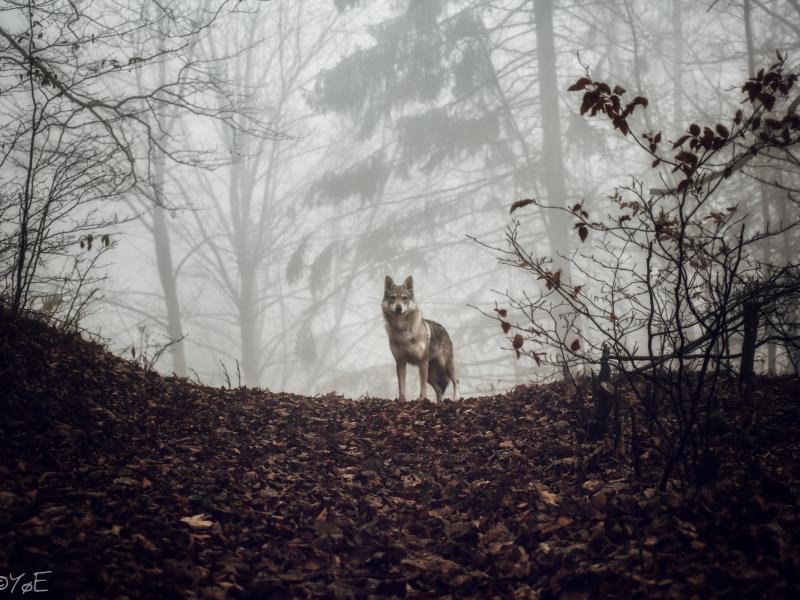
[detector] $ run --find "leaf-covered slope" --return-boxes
[1,314,798,599]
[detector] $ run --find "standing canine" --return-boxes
[382,275,460,402]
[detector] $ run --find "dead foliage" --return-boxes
[1,314,798,598]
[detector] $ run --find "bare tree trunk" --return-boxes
[589,344,613,440]
[533,0,569,266]
[744,0,755,76]
[151,197,187,376]
[621,0,654,132]
[225,136,261,387]
[672,0,684,128]
[238,259,260,386]
[740,301,759,407]
[149,18,186,376]
[744,0,776,373]
[534,0,571,374]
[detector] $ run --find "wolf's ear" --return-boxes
[385,275,394,289]
[403,276,413,290]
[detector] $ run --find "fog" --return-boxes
[2,0,799,398]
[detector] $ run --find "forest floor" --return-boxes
[1,313,799,599]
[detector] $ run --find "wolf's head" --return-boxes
[382,275,417,317]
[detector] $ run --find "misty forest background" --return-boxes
[2,0,799,399]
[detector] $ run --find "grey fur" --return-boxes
[382,275,460,402]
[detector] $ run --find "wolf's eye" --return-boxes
[401,295,408,300]
[389,293,396,300]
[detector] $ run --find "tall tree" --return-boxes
[533,0,569,267]
[146,7,186,376]
[179,0,341,386]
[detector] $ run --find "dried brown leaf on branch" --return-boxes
[510,198,536,213]
[512,333,524,358]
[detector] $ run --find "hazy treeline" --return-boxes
[1,0,798,397]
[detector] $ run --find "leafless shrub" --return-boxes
[130,326,185,373]
[490,55,800,488]
[0,0,273,322]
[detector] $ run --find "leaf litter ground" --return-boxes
[1,315,798,598]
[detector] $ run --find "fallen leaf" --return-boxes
[180,514,214,529]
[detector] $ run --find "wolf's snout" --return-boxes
[394,305,403,314]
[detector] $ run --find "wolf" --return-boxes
[382,275,460,402]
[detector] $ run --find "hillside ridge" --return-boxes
[1,314,798,598]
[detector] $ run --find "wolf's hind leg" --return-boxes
[450,376,460,401]
[447,357,460,401]
[427,360,448,402]
[431,381,443,403]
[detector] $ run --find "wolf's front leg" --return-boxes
[396,361,407,401]
[418,361,428,400]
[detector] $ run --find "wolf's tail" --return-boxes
[427,360,449,394]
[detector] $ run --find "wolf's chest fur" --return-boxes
[385,316,430,365]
